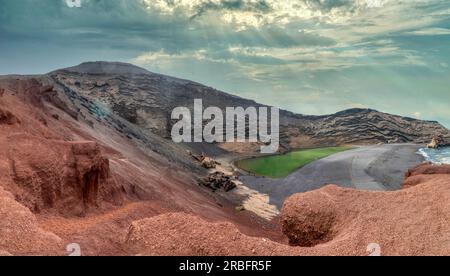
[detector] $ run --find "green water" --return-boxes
[236,146,352,179]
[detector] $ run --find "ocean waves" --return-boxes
[418,147,450,164]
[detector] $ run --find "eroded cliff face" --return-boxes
[0,77,274,255]
[6,136,123,215]
[0,79,124,216]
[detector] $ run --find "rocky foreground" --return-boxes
[126,163,450,256]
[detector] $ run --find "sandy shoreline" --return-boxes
[239,144,424,209]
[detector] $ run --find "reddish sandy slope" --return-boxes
[1,78,450,256]
[0,78,280,256]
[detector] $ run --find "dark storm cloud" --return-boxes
[0,0,333,55]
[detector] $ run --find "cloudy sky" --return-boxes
[1,0,449,127]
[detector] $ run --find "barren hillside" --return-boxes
[0,62,449,256]
[0,77,280,255]
[49,62,450,157]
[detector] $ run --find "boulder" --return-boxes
[427,138,440,149]
[198,172,237,192]
[201,157,217,169]
[190,152,219,169]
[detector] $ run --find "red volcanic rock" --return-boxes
[403,174,432,189]
[0,88,5,97]
[405,162,450,178]
[0,187,63,255]
[0,108,19,125]
[126,167,450,256]
[281,177,450,255]
[125,213,296,256]
[403,163,450,188]
[6,134,123,216]
[281,190,338,247]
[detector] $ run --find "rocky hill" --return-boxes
[294,108,450,147]
[48,62,450,157]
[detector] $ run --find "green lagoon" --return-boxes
[236,146,352,179]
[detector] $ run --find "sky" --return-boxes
[0,0,449,127]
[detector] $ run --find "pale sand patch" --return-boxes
[214,158,279,220]
[232,181,280,220]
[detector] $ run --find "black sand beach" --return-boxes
[239,144,424,209]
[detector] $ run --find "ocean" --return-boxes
[418,147,450,164]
